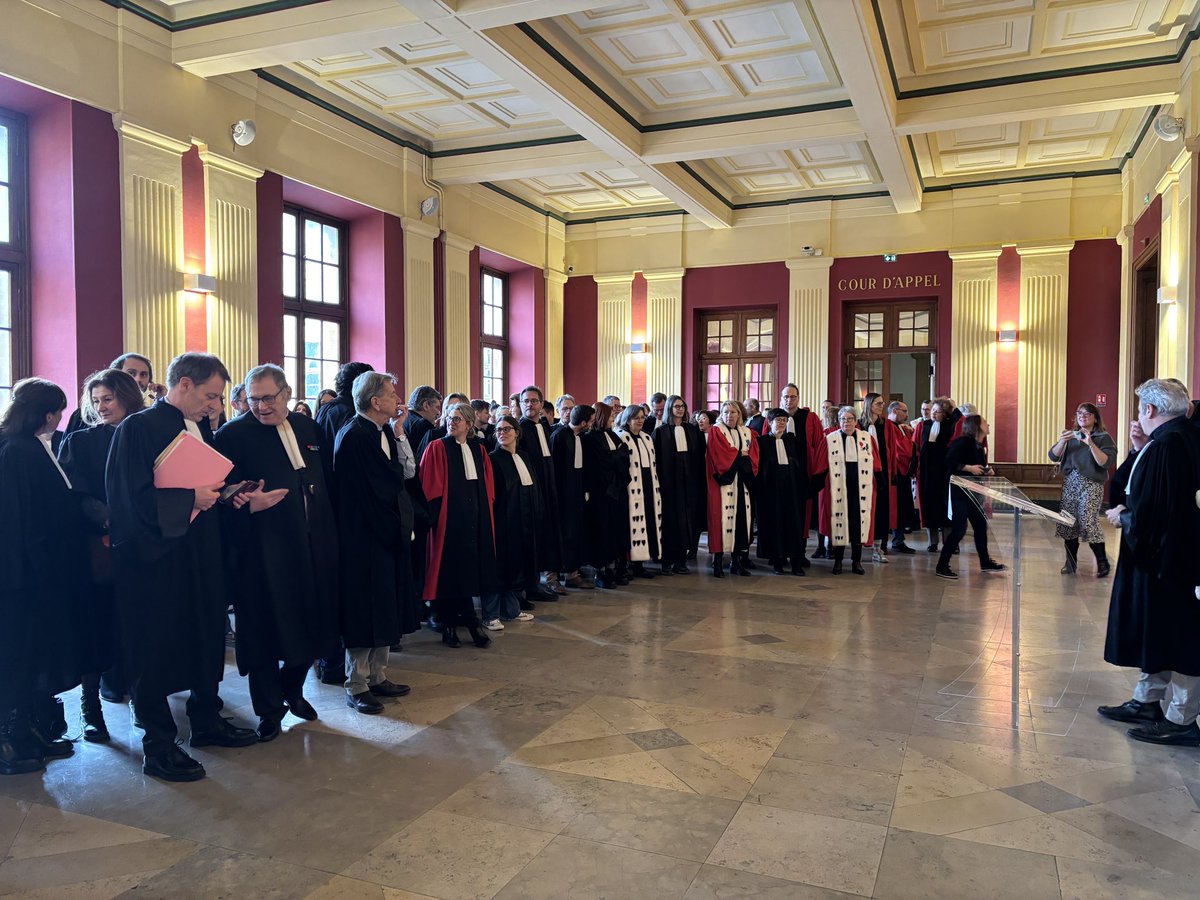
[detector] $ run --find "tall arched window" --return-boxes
[0,107,29,410]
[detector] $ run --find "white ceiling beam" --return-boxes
[640,108,865,164]
[895,67,1180,135]
[809,0,922,214]
[431,140,615,184]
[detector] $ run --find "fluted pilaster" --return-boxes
[1017,243,1073,463]
[595,274,633,402]
[949,249,1000,448]
[643,269,684,396]
[115,119,188,374]
[442,233,474,393]
[786,257,833,409]
[545,269,567,401]
[402,217,439,390]
[1155,148,1195,383]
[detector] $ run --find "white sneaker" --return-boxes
[483,618,504,632]
[514,612,535,622]
[872,548,889,563]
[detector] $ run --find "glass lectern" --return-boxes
[935,476,1077,732]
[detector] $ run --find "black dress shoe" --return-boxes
[529,588,558,602]
[285,696,318,721]
[797,554,812,568]
[980,560,1007,572]
[1127,719,1200,746]
[1097,699,1164,724]
[672,563,690,574]
[81,712,111,744]
[890,542,916,554]
[442,627,462,648]
[389,643,403,653]
[926,544,938,553]
[256,717,282,743]
[831,561,843,575]
[790,563,806,576]
[632,564,655,579]
[772,562,786,575]
[851,563,866,575]
[369,680,412,697]
[26,722,73,759]
[189,717,259,749]
[1096,559,1111,578]
[143,745,205,782]
[468,627,492,649]
[346,691,384,714]
[0,722,44,776]
[935,566,958,579]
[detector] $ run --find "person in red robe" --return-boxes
[706,400,760,577]
[812,406,882,575]
[886,400,919,553]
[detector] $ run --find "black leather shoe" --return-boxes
[797,554,812,568]
[790,562,806,577]
[831,561,843,575]
[658,565,674,577]
[672,563,690,574]
[468,627,492,649]
[1097,699,1164,724]
[712,554,725,578]
[851,563,866,575]
[285,695,318,721]
[189,718,258,749]
[0,722,44,776]
[442,627,462,648]
[25,721,73,759]
[1127,719,1200,746]
[935,566,958,579]
[529,588,558,602]
[926,544,938,553]
[389,643,403,653]
[369,680,412,697]
[143,745,205,782]
[890,542,916,554]
[346,691,384,714]
[81,711,111,744]
[1096,559,1111,578]
[980,560,1007,572]
[256,717,282,743]
[632,564,655,579]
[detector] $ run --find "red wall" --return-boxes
[480,248,544,395]
[562,275,598,402]
[469,247,481,395]
[829,251,953,401]
[682,262,789,409]
[631,272,647,403]
[181,146,207,352]
[1066,239,1122,432]
[433,233,445,389]
[1132,194,1162,256]
[348,211,405,375]
[256,172,285,364]
[994,246,1020,462]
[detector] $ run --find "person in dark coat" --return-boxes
[63,352,164,437]
[745,398,765,435]
[213,364,341,740]
[106,353,258,782]
[755,408,808,575]
[420,402,498,649]
[314,361,373,476]
[551,404,595,589]
[915,398,962,552]
[0,379,85,776]
[58,368,145,742]
[761,384,822,568]
[653,395,706,575]
[518,385,563,597]
[332,372,416,715]
[934,416,1006,578]
[481,416,540,629]
[1108,419,1148,508]
[1099,378,1200,746]
[583,402,631,589]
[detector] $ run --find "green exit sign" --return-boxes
[883,253,897,262]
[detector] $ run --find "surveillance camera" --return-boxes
[802,245,813,252]
[567,265,574,273]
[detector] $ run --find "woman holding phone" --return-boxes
[1048,403,1117,576]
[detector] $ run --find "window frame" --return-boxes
[480,267,509,403]
[282,204,349,404]
[0,107,31,404]
[696,308,777,410]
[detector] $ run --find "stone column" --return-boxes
[1016,243,1073,463]
[1155,146,1196,383]
[595,274,634,403]
[545,269,568,401]
[442,232,475,394]
[401,216,440,389]
[948,248,1000,449]
[643,268,684,397]
[785,257,833,409]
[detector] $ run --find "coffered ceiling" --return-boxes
[155,0,1200,226]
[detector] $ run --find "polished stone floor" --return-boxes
[2,520,1199,899]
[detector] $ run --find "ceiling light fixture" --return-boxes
[1153,114,1186,142]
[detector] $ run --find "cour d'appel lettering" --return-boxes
[837,274,941,292]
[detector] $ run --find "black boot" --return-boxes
[736,552,752,576]
[790,558,806,576]
[831,547,844,575]
[772,559,785,575]
[442,626,462,648]
[1091,542,1111,578]
[1061,539,1078,575]
[467,624,491,648]
[712,553,725,578]
[81,675,111,744]
[13,710,71,761]
[0,713,44,776]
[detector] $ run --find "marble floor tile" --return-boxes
[493,835,700,898]
[707,803,887,896]
[683,864,859,899]
[888,789,1043,835]
[748,756,898,825]
[0,836,199,894]
[873,829,1060,900]
[774,721,909,774]
[112,845,328,899]
[5,803,164,861]
[998,780,1091,813]
[951,813,1148,867]
[894,750,994,807]
[1046,763,1185,804]
[1101,786,1200,851]
[342,810,554,899]
[0,797,29,860]
[1055,856,1200,900]
[1054,805,1200,877]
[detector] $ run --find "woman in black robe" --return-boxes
[583,402,630,588]
[755,409,808,575]
[58,369,144,741]
[420,402,498,648]
[0,378,84,774]
[481,416,540,628]
[915,398,961,552]
[653,395,706,575]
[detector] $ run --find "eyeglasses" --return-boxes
[672,403,687,410]
[447,415,467,424]
[248,391,284,406]
[494,426,515,434]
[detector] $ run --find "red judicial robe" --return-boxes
[420,437,497,600]
[706,423,760,553]
[868,418,910,531]
[816,428,883,546]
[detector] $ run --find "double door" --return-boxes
[844,301,936,407]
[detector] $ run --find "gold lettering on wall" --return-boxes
[837,274,942,292]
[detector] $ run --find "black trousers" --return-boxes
[248,662,309,721]
[436,597,479,629]
[938,490,990,567]
[134,681,222,756]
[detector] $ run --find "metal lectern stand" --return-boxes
[947,476,1075,731]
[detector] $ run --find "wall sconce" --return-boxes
[183,273,217,293]
[997,328,1018,343]
[1157,286,1178,305]
[630,342,648,354]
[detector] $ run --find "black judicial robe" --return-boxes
[519,416,563,572]
[1105,417,1200,676]
[489,448,541,593]
[915,411,960,529]
[105,400,227,696]
[755,432,807,562]
[416,425,448,462]
[653,421,707,561]
[332,415,419,648]
[58,424,119,675]
[582,428,630,568]
[214,412,340,672]
[0,434,84,709]
[746,414,765,435]
[420,437,497,600]
[404,414,435,448]
[550,425,588,573]
[315,392,355,476]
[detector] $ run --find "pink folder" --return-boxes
[153,431,234,521]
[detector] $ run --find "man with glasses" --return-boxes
[213,365,340,741]
[518,385,564,598]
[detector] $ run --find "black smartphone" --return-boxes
[219,480,258,503]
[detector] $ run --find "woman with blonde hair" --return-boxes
[706,399,759,577]
[614,404,661,579]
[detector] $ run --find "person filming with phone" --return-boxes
[1049,402,1117,577]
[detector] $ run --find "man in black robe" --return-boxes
[550,405,595,589]
[405,385,442,447]
[518,385,563,599]
[106,353,257,782]
[653,397,706,575]
[644,392,667,435]
[755,409,808,575]
[314,361,373,475]
[745,398,765,434]
[1099,378,1200,746]
[333,372,415,714]
[213,364,340,741]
